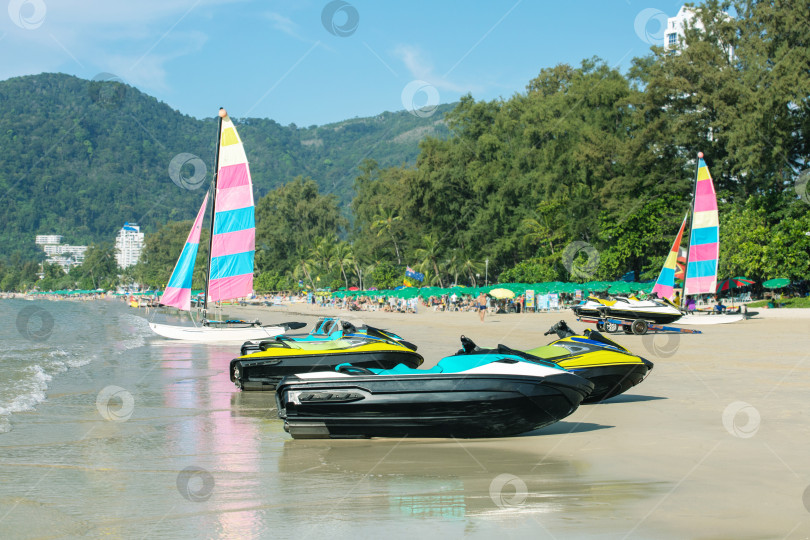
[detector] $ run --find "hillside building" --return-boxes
[35,235,63,245]
[115,222,145,269]
[35,235,87,272]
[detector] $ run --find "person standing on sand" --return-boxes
[476,292,488,322]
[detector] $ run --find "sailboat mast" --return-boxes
[680,151,703,309]
[203,108,227,315]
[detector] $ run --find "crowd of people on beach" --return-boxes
[249,291,583,318]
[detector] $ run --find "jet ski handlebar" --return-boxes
[545,320,577,339]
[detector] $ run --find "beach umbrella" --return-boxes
[762,278,790,289]
[488,288,516,299]
[348,286,360,291]
[608,281,633,295]
[582,281,609,292]
[716,277,755,292]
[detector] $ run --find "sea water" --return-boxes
[0,297,152,433]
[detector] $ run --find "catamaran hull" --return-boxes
[276,372,592,439]
[149,322,288,343]
[231,349,424,391]
[673,314,745,325]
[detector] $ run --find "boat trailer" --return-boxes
[576,316,702,335]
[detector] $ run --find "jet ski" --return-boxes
[230,333,423,391]
[457,321,653,403]
[275,353,594,439]
[571,296,682,326]
[238,317,415,356]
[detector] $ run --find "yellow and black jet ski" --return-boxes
[457,321,653,403]
[230,335,423,391]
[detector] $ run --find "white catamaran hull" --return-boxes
[149,322,286,342]
[673,314,744,325]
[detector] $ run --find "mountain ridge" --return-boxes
[0,72,452,260]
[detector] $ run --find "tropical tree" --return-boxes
[414,234,444,288]
[460,253,483,287]
[332,241,356,289]
[292,245,317,290]
[370,206,404,264]
[310,236,335,281]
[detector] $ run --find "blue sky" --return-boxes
[1,0,689,126]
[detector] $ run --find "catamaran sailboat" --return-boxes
[149,108,304,341]
[652,153,744,325]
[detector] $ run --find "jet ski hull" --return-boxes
[509,330,655,403]
[231,347,423,391]
[276,370,592,439]
[567,361,654,403]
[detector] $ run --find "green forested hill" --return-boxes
[0,72,451,260]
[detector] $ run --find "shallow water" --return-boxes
[0,299,151,434]
[0,301,669,538]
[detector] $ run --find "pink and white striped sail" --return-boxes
[208,114,255,302]
[684,157,719,296]
[161,192,209,311]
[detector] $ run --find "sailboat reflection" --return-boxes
[160,343,265,538]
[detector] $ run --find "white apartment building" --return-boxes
[664,5,734,59]
[35,235,87,272]
[35,234,63,245]
[115,222,145,269]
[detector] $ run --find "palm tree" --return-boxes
[415,234,444,288]
[312,236,335,274]
[370,206,403,264]
[460,253,483,287]
[333,241,355,289]
[444,250,463,286]
[521,199,564,255]
[293,245,317,290]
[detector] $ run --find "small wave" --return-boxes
[46,348,93,370]
[0,299,150,434]
[110,313,155,352]
[0,365,52,433]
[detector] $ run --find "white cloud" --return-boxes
[392,44,475,93]
[264,12,305,41]
[0,0,237,89]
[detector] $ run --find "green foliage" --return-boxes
[254,177,347,277]
[499,259,560,283]
[596,196,686,280]
[720,197,810,281]
[0,73,450,263]
[369,261,402,290]
[69,244,119,289]
[254,271,283,292]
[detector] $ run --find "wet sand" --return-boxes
[1,302,809,539]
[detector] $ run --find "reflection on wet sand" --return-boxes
[276,439,667,523]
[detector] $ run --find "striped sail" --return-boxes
[684,157,719,295]
[208,114,255,302]
[162,192,209,311]
[652,213,688,300]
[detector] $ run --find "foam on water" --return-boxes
[0,298,149,433]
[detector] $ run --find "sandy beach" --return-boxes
[1,299,809,539]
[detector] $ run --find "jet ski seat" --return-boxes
[336,354,532,376]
